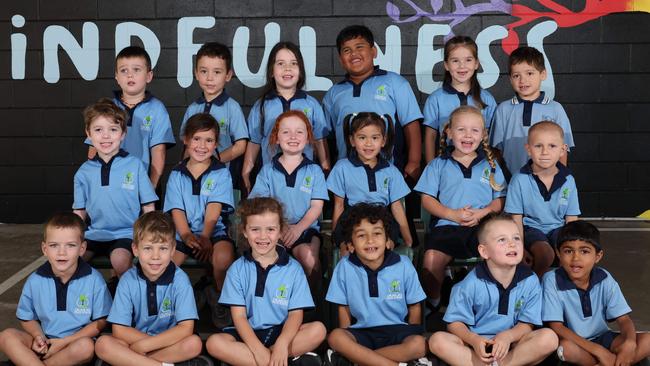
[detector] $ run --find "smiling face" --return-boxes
[338,36,377,83]
[444,45,479,87]
[243,212,282,259]
[350,123,386,165]
[478,220,523,267]
[557,240,602,287]
[349,218,389,270]
[42,226,86,281]
[185,128,218,164]
[273,48,300,93]
[195,55,232,101]
[526,127,567,171]
[115,56,152,98]
[132,234,174,282]
[447,110,485,157]
[277,115,308,155]
[87,115,126,161]
[509,61,546,100]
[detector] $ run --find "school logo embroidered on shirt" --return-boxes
[375,85,388,101]
[272,284,289,306]
[201,178,216,195]
[141,115,153,131]
[541,115,556,123]
[386,280,403,300]
[74,294,91,314]
[480,168,491,184]
[300,176,313,194]
[382,177,390,192]
[218,118,228,132]
[159,297,173,318]
[514,297,524,318]
[122,172,135,190]
[559,187,570,205]
[302,107,311,116]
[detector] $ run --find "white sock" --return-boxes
[398,363,408,366]
[162,363,173,366]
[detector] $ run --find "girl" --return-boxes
[249,110,328,289]
[206,197,326,366]
[163,113,235,329]
[327,112,413,256]
[423,36,497,162]
[242,41,330,194]
[415,106,506,316]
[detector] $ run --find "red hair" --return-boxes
[268,110,315,148]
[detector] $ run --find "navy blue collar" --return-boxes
[514,91,547,105]
[196,90,230,107]
[555,266,607,292]
[113,90,153,109]
[348,151,389,172]
[136,261,176,285]
[36,257,92,282]
[475,261,535,315]
[172,157,225,195]
[340,66,387,85]
[271,153,315,188]
[440,147,487,179]
[512,92,549,127]
[443,82,469,105]
[520,161,570,201]
[92,149,129,163]
[349,250,400,271]
[265,89,307,101]
[243,245,290,267]
[92,149,129,186]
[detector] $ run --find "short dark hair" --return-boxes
[477,213,516,243]
[336,25,374,54]
[509,46,545,73]
[44,212,86,242]
[196,42,232,72]
[133,211,175,245]
[116,46,152,71]
[182,112,220,144]
[83,97,127,133]
[557,221,602,252]
[339,203,393,244]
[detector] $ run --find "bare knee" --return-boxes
[180,335,202,359]
[559,337,582,359]
[306,322,327,343]
[111,249,133,275]
[403,335,426,356]
[328,329,353,351]
[68,337,95,361]
[429,331,455,355]
[94,335,111,358]
[535,328,559,353]
[206,334,231,356]
[212,242,235,270]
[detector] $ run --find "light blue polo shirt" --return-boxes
[444,262,542,338]
[542,267,631,340]
[108,263,198,336]
[16,259,112,339]
[414,148,507,227]
[489,92,574,174]
[219,246,314,330]
[249,154,328,229]
[163,157,234,241]
[73,150,158,241]
[505,162,580,234]
[327,153,410,207]
[323,66,423,167]
[179,91,249,161]
[247,90,329,164]
[423,83,497,131]
[84,91,176,172]
[326,251,426,328]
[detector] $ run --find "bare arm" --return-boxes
[44,319,107,358]
[421,194,465,225]
[337,305,353,328]
[407,303,422,325]
[511,213,524,237]
[614,315,638,365]
[403,121,422,181]
[390,200,413,247]
[231,305,270,364]
[331,195,345,231]
[149,144,166,188]
[73,209,87,221]
[87,146,97,160]
[490,322,533,361]
[270,310,304,364]
[141,202,155,213]
[111,324,149,345]
[129,320,195,355]
[242,143,261,194]
[424,128,438,163]
[313,139,331,173]
[218,140,247,163]
[447,321,493,364]
[548,321,614,362]
[201,202,223,239]
[565,215,578,224]
[560,154,568,166]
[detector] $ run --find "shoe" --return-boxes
[206,287,231,329]
[175,355,214,366]
[324,349,353,366]
[289,352,322,366]
[408,357,433,366]
[106,276,119,298]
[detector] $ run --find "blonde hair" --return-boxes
[133,211,175,245]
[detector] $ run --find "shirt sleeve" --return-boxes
[541,271,564,322]
[208,169,234,209]
[219,261,246,306]
[310,166,329,201]
[504,175,524,214]
[84,136,92,146]
[555,103,575,149]
[482,90,497,131]
[604,275,632,321]
[414,160,441,198]
[137,161,158,205]
[392,74,423,126]
[403,258,426,304]
[150,102,176,148]
[228,100,250,142]
[249,165,272,198]
[107,275,134,326]
[326,162,346,198]
[288,262,315,310]
[422,92,440,130]
[489,103,506,150]
[565,177,581,216]
[72,169,87,210]
[388,167,411,203]
[179,106,193,141]
[322,90,336,134]
[163,171,184,213]
[16,275,36,321]
[517,276,543,326]
[443,282,476,327]
[307,97,329,139]
[325,260,349,305]
[91,271,113,321]
[247,101,263,145]
[492,163,508,199]
[172,271,199,322]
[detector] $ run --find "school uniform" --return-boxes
[444,262,542,338]
[414,148,506,257]
[108,263,198,336]
[543,267,631,349]
[489,92,574,175]
[219,246,313,346]
[326,251,426,349]
[423,83,497,131]
[163,157,235,256]
[247,90,329,164]
[505,161,580,249]
[73,150,158,244]
[322,66,423,168]
[16,259,112,339]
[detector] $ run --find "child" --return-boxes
[429,214,558,365]
[95,211,207,366]
[543,221,650,365]
[505,121,580,277]
[74,98,158,279]
[0,212,111,366]
[327,112,412,255]
[423,35,497,162]
[323,25,422,180]
[326,202,428,366]
[179,42,248,166]
[489,46,574,177]
[249,110,328,289]
[206,197,325,366]
[164,112,235,328]
[86,46,176,188]
[242,41,330,193]
[415,106,506,314]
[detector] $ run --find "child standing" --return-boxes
[0,213,111,366]
[86,46,175,188]
[74,98,158,279]
[249,110,328,289]
[206,197,325,366]
[95,211,207,366]
[415,106,506,314]
[423,36,497,162]
[490,46,574,177]
[327,112,412,255]
[164,113,235,328]
[242,42,330,193]
[326,203,428,366]
[505,121,580,277]
[429,214,558,365]
[543,221,650,365]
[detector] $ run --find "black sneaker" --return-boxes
[175,355,214,366]
[408,357,433,366]
[289,352,322,366]
[324,349,353,366]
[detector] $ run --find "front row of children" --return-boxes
[1,202,649,366]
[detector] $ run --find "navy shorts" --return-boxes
[524,226,561,250]
[175,235,235,258]
[591,331,619,350]
[86,238,132,257]
[283,228,322,252]
[347,324,424,350]
[222,324,283,347]
[425,225,479,259]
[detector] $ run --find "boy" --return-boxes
[74,98,158,279]
[179,42,248,165]
[87,45,175,188]
[326,203,428,366]
[429,214,558,366]
[95,211,208,366]
[489,46,574,177]
[0,212,111,366]
[543,220,650,365]
[505,121,580,277]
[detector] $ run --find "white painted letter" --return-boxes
[43,22,99,83]
[527,20,558,100]
[476,25,508,89]
[115,22,161,68]
[299,26,332,91]
[375,25,402,73]
[233,22,280,88]
[11,14,26,80]
[177,16,216,88]
[414,24,451,94]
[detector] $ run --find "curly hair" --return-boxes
[339,202,394,244]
